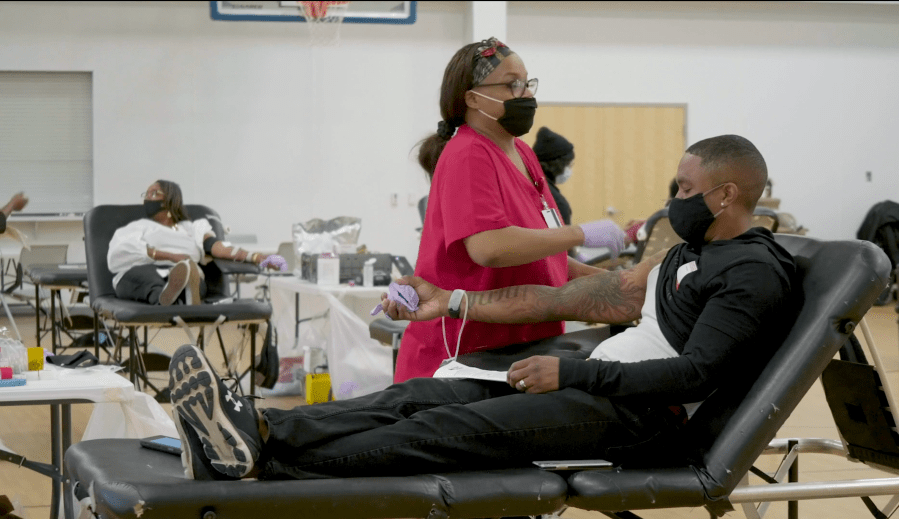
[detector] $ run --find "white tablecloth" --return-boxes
[269,276,393,400]
[0,364,175,442]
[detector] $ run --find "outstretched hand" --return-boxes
[375,276,448,322]
[3,192,28,215]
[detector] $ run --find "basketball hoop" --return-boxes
[298,1,350,46]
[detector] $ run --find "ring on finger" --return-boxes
[518,379,527,390]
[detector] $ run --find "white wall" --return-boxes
[509,1,899,240]
[0,0,465,263]
[0,0,897,265]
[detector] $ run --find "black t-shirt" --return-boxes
[559,227,797,403]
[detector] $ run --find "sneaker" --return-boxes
[159,260,190,306]
[173,411,238,481]
[169,344,262,479]
[185,259,203,305]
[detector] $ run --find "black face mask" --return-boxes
[143,199,165,219]
[496,97,537,136]
[667,184,724,247]
[472,91,538,137]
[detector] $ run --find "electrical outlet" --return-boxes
[390,193,398,207]
[866,171,872,182]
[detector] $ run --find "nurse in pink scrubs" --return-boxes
[396,38,625,382]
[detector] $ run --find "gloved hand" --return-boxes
[371,282,420,320]
[578,219,626,258]
[259,254,288,272]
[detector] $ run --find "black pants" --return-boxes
[259,377,683,480]
[114,264,207,304]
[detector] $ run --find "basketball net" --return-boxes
[299,1,350,46]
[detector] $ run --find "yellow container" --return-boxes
[305,373,332,405]
[27,347,44,371]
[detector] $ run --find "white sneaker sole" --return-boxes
[173,410,198,480]
[170,345,258,478]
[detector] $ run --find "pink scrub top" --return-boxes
[394,125,568,382]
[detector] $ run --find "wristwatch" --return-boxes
[447,289,466,319]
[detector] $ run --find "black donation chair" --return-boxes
[65,235,888,519]
[84,205,273,398]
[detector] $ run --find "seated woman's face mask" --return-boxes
[144,199,164,218]
[555,166,573,185]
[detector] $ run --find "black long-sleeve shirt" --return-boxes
[559,228,797,404]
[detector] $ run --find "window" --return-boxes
[0,72,93,215]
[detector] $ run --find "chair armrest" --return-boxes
[458,327,610,372]
[369,318,410,345]
[213,258,261,276]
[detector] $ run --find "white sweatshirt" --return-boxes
[107,218,213,289]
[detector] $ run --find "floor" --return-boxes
[1,304,898,519]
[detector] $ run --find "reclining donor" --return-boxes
[169,134,798,481]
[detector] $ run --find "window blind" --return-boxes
[0,72,93,215]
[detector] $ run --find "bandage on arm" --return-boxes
[205,234,251,262]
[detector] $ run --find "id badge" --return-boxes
[542,208,562,229]
[676,261,698,290]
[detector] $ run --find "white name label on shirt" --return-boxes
[676,260,698,290]
[542,208,562,229]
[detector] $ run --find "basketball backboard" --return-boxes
[209,1,417,24]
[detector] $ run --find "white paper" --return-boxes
[432,359,508,382]
[317,256,340,286]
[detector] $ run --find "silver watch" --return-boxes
[447,289,466,319]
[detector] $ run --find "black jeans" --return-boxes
[114,264,207,304]
[259,377,682,480]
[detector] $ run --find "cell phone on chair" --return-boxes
[392,255,414,277]
[533,459,612,471]
[140,435,183,456]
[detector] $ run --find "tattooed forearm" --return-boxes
[464,266,650,325]
[552,270,645,324]
[470,285,529,307]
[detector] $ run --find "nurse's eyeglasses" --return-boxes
[474,78,538,99]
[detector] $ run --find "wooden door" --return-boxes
[522,104,686,227]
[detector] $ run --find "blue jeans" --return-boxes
[259,377,682,480]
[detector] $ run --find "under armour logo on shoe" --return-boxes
[225,391,243,412]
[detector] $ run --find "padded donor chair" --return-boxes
[83,204,272,396]
[64,235,889,519]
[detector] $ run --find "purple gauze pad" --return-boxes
[370,282,420,319]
